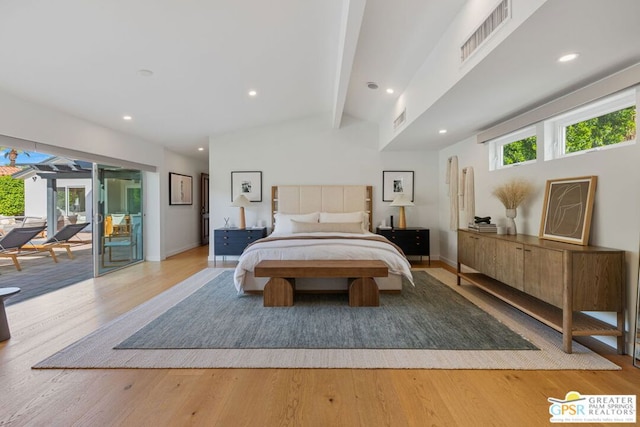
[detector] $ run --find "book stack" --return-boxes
[468,223,497,233]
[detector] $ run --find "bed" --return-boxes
[233,185,413,293]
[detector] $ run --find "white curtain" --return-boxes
[446,156,458,230]
[460,166,475,226]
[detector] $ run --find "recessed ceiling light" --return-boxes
[248,90,257,97]
[138,69,154,77]
[123,115,132,121]
[367,82,379,90]
[386,88,394,94]
[198,147,204,151]
[558,53,579,62]
[439,129,447,134]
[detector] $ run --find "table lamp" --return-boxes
[390,194,414,229]
[231,194,251,229]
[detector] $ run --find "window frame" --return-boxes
[489,125,537,171]
[545,89,637,160]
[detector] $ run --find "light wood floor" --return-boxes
[1,246,639,426]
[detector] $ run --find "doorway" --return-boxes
[94,164,144,276]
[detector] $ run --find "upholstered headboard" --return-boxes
[272,185,373,232]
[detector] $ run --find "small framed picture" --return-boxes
[231,171,262,202]
[169,172,193,205]
[539,176,597,245]
[382,171,414,202]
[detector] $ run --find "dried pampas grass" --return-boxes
[492,178,534,209]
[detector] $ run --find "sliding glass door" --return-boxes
[93,164,144,276]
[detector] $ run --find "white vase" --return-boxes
[505,208,517,235]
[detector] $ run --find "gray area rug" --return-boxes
[33,268,620,369]
[116,270,537,350]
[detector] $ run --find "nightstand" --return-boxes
[376,227,430,265]
[214,227,267,265]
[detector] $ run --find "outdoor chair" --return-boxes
[24,222,91,259]
[102,223,138,267]
[0,226,57,271]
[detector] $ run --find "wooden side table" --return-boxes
[0,287,20,341]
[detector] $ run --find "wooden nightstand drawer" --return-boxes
[376,227,430,263]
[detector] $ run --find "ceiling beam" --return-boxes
[331,0,366,129]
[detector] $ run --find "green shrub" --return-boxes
[0,176,24,216]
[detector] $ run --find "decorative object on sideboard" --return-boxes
[539,176,597,246]
[491,178,534,235]
[390,193,414,229]
[231,195,251,229]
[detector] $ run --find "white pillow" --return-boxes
[273,212,319,234]
[291,220,364,234]
[319,211,369,232]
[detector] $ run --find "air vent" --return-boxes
[393,108,406,130]
[461,0,510,62]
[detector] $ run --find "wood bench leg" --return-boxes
[264,277,294,307]
[349,277,379,307]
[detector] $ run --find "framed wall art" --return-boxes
[169,172,193,205]
[539,176,597,245]
[231,171,262,202]
[382,170,414,202]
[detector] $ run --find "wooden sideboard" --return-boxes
[457,229,625,354]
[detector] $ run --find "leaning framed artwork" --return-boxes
[169,172,193,205]
[539,176,597,245]
[382,170,414,202]
[231,171,262,202]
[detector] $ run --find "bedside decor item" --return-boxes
[231,194,251,229]
[231,171,262,202]
[390,193,414,229]
[539,176,597,245]
[492,177,534,235]
[169,172,193,205]
[382,170,414,202]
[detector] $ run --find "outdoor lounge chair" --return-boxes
[0,226,57,271]
[24,222,91,259]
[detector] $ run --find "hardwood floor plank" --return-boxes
[1,246,639,426]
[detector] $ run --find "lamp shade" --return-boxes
[390,193,413,229]
[390,193,414,207]
[231,194,251,229]
[231,194,251,207]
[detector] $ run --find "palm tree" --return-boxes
[0,147,30,167]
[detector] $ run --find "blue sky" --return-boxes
[1,151,51,165]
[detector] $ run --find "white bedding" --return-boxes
[233,231,414,293]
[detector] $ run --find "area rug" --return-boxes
[33,268,620,370]
[115,270,536,350]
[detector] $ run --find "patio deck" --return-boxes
[0,239,93,306]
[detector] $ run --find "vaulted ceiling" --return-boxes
[0,0,638,158]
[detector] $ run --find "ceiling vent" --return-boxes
[461,0,510,63]
[393,108,406,131]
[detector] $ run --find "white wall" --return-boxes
[209,114,440,261]
[437,127,640,353]
[162,149,208,257]
[0,89,205,261]
[379,0,548,148]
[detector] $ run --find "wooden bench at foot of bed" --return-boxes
[253,260,389,307]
